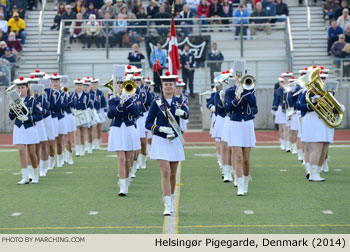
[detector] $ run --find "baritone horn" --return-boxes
[300,68,344,128]
[240,75,256,90]
[122,80,137,96]
[103,78,113,92]
[6,84,30,119]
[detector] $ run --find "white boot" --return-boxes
[92,139,97,150]
[80,145,85,156]
[285,141,291,152]
[243,175,251,194]
[140,154,147,169]
[280,139,285,150]
[130,162,137,178]
[67,151,73,165]
[223,165,233,182]
[118,179,127,196]
[305,162,311,179]
[163,196,172,216]
[236,177,245,196]
[39,160,46,177]
[48,156,55,170]
[75,145,80,157]
[321,159,329,173]
[309,165,325,182]
[136,155,142,170]
[125,178,130,194]
[170,194,176,213]
[232,168,237,187]
[87,143,93,154]
[63,150,68,163]
[43,160,49,176]
[27,165,34,181]
[97,139,101,150]
[84,141,88,153]
[17,168,30,185]
[297,149,304,161]
[146,143,151,156]
[57,154,63,168]
[31,168,40,184]
[291,143,297,154]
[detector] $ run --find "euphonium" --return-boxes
[103,78,113,92]
[240,75,256,90]
[299,68,344,128]
[6,84,30,119]
[122,80,137,96]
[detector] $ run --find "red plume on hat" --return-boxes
[146,77,150,80]
[291,76,295,79]
[304,67,308,70]
[165,71,170,76]
[313,65,317,69]
[30,75,35,79]
[127,65,132,70]
[286,71,289,74]
[53,73,58,76]
[320,66,324,69]
[19,76,24,80]
[134,73,139,77]
[35,69,40,73]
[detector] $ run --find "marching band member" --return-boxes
[107,81,140,196]
[145,77,155,154]
[286,76,299,155]
[145,71,189,216]
[90,78,107,150]
[63,85,76,165]
[224,76,258,196]
[175,79,188,131]
[9,77,42,184]
[50,73,68,168]
[28,75,50,177]
[83,77,94,154]
[72,78,92,156]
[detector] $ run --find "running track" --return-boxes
[0,130,349,147]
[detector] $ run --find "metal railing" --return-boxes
[286,16,293,70]
[306,0,311,45]
[38,0,47,49]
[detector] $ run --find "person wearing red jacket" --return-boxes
[197,0,210,31]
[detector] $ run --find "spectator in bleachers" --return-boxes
[337,8,350,31]
[197,0,210,27]
[86,14,101,48]
[221,0,233,26]
[244,0,254,13]
[0,0,10,13]
[61,5,77,31]
[0,13,7,40]
[180,5,194,37]
[328,20,343,56]
[112,14,127,48]
[51,2,65,30]
[7,12,26,45]
[262,0,276,23]
[175,0,184,13]
[128,14,142,44]
[136,6,147,36]
[9,5,24,20]
[73,0,83,14]
[68,12,86,48]
[250,2,271,38]
[275,0,288,22]
[100,11,114,48]
[186,0,199,16]
[120,6,129,18]
[99,0,114,18]
[81,6,90,19]
[128,43,145,68]
[86,2,98,16]
[207,42,224,88]
[114,0,127,17]
[345,25,350,43]
[147,0,159,19]
[340,43,350,78]
[234,4,249,37]
[150,42,167,93]
[331,34,346,66]
[162,1,172,14]
[6,32,22,60]
[323,0,338,22]
[86,0,104,10]
[0,58,9,86]
[335,1,349,20]
[132,0,142,14]
[0,4,8,20]
[155,6,170,36]
[2,47,15,81]
[209,0,223,26]
[0,41,7,57]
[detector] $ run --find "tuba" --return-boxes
[6,84,30,120]
[300,68,344,128]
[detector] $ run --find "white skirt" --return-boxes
[227,120,256,148]
[137,115,146,138]
[58,116,68,135]
[221,116,230,143]
[52,117,59,137]
[150,135,185,162]
[275,105,287,124]
[301,112,334,143]
[298,116,303,139]
[13,125,40,145]
[66,113,77,133]
[108,124,141,151]
[209,114,216,137]
[290,113,299,131]
[35,119,48,142]
[43,116,56,140]
[212,115,225,139]
[146,129,152,139]
[98,110,106,123]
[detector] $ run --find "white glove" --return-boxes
[210,106,216,112]
[311,95,321,103]
[175,109,185,116]
[271,110,276,116]
[120,94,129,104]
[159,126,174,135]
[235,85,244,99]
[340,104,346,112]
[17,115,29,122]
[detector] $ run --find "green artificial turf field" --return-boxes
[0,146,349,234]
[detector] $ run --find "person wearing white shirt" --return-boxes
[0,13,8,40]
